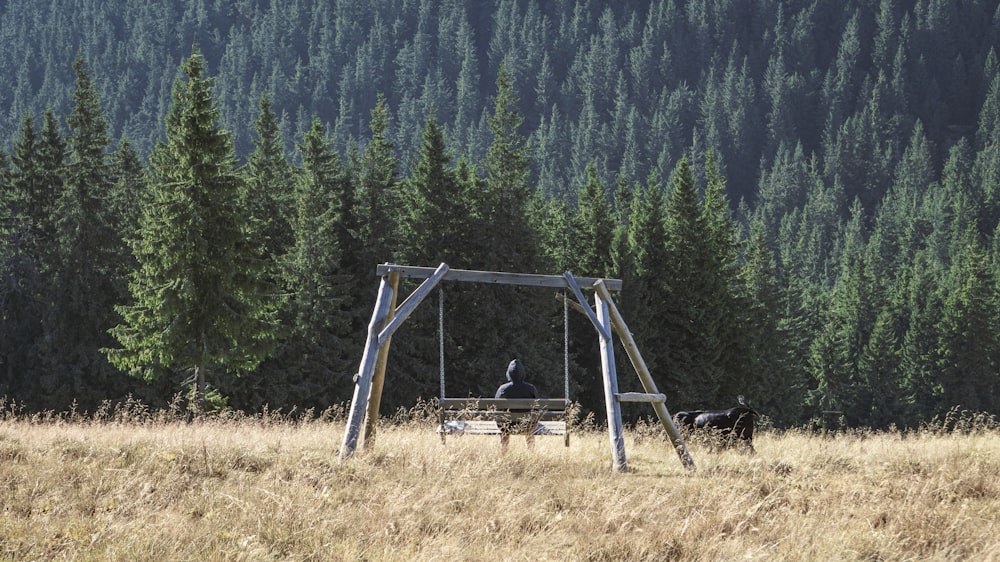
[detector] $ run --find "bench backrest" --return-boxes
[439,398,568,412]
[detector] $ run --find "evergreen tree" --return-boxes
[739,218,802,424]
[42,55,131,410]
[571,161,615,278]
[479,61,538,272]
[244,93,295,264]
[392,114,477,406]
[399,114,471,266]
[899,250,947,424]
[109,138,146,242]
[701,151,747,398]
[250,117,354,411]
[620,172,668,382]
[356,93,401,269]
[858,307,904,428]
[348,93,401,347]
[661,155,725,407]
[936,230,999,413]
[35,111,68,255]
[461,62,556,400]
[806,201,874,426]
[107,48,278,415]
[0,115,48,404]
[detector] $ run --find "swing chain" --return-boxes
[564,288,570,402]
[439,286,445,401]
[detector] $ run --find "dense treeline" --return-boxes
[2,0,1000,428]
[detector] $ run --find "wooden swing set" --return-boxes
[338,263,695,472]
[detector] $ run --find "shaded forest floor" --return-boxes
[1,407,999,561]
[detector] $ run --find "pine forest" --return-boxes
[2,0,1000,429]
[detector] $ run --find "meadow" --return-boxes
[1,403,999,561]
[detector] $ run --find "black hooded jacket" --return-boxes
[495,359,538,399]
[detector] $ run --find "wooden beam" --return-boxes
[361,270,401,451]
[564,272,612,341]
[595,290,627,473]
[594,280,695,470]
[615,392,666,403]
[340,276,395,460]
[377,263,450,346]
[555,291,591,317]
[375,263,622,291]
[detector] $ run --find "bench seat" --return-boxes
[438,398,570,446]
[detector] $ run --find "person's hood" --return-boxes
[506,359,527,383]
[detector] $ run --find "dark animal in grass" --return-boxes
[675,406,759,453]
[673,410,704,430]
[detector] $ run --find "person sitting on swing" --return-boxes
[495,358,538,453]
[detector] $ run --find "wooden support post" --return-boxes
[563,272,611,340]
[377,263,450,346]
[594,281,695,470]
[595,290,627,472]
[339,275,395,460]
[360,270,400,450]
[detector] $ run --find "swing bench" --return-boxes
[438,398,570,445]
[434,282,573,447]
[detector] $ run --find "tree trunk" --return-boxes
[193,363,206,418]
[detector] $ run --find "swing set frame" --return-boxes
[338,262,695,472]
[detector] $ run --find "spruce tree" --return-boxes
[0,115,46,404]
[252,117,354,411]
[621,172,668,381]
[109,138,146,242]
[43,55,130,410]
[106,48,278,415]
[739,219,802,424]
[936,230,999,413]
[661,155,732,407]
[462,62,556,399]
[566,161,617,414]
[572,161,615,278]
[480,61,538,272]
[392,114,476,406]
[356,93,401,268]
[399,114,471,266]
[244,93,295,264]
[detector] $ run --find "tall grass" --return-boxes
[1,402,999,561]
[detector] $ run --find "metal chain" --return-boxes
[564,289,570,402]
[439,287,445,400]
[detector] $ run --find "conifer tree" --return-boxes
[107,48,277,415]
[35,111,67,256]
[0,115,46,403]
[244,93,295,264]
[620,172,668,378]
[480,61,538,272]
[564,162,617,414]
[42,56,130,409]
[462,62,556,399]
[356,93,401,268]
[391,114,477,406]
[572,161,615,278]
[739,219,802,423]
[0,148,21,399]
[109,138,146,242]
[399,114,471,266]
[806,201,874,426]
[661,154,735,407]
[936,230,999,413]
[251,117,354,410]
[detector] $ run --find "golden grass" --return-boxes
[2,413,999,561]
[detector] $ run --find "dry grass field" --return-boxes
[1,404,999,561]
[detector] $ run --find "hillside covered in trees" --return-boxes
[2,0,1000,428]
